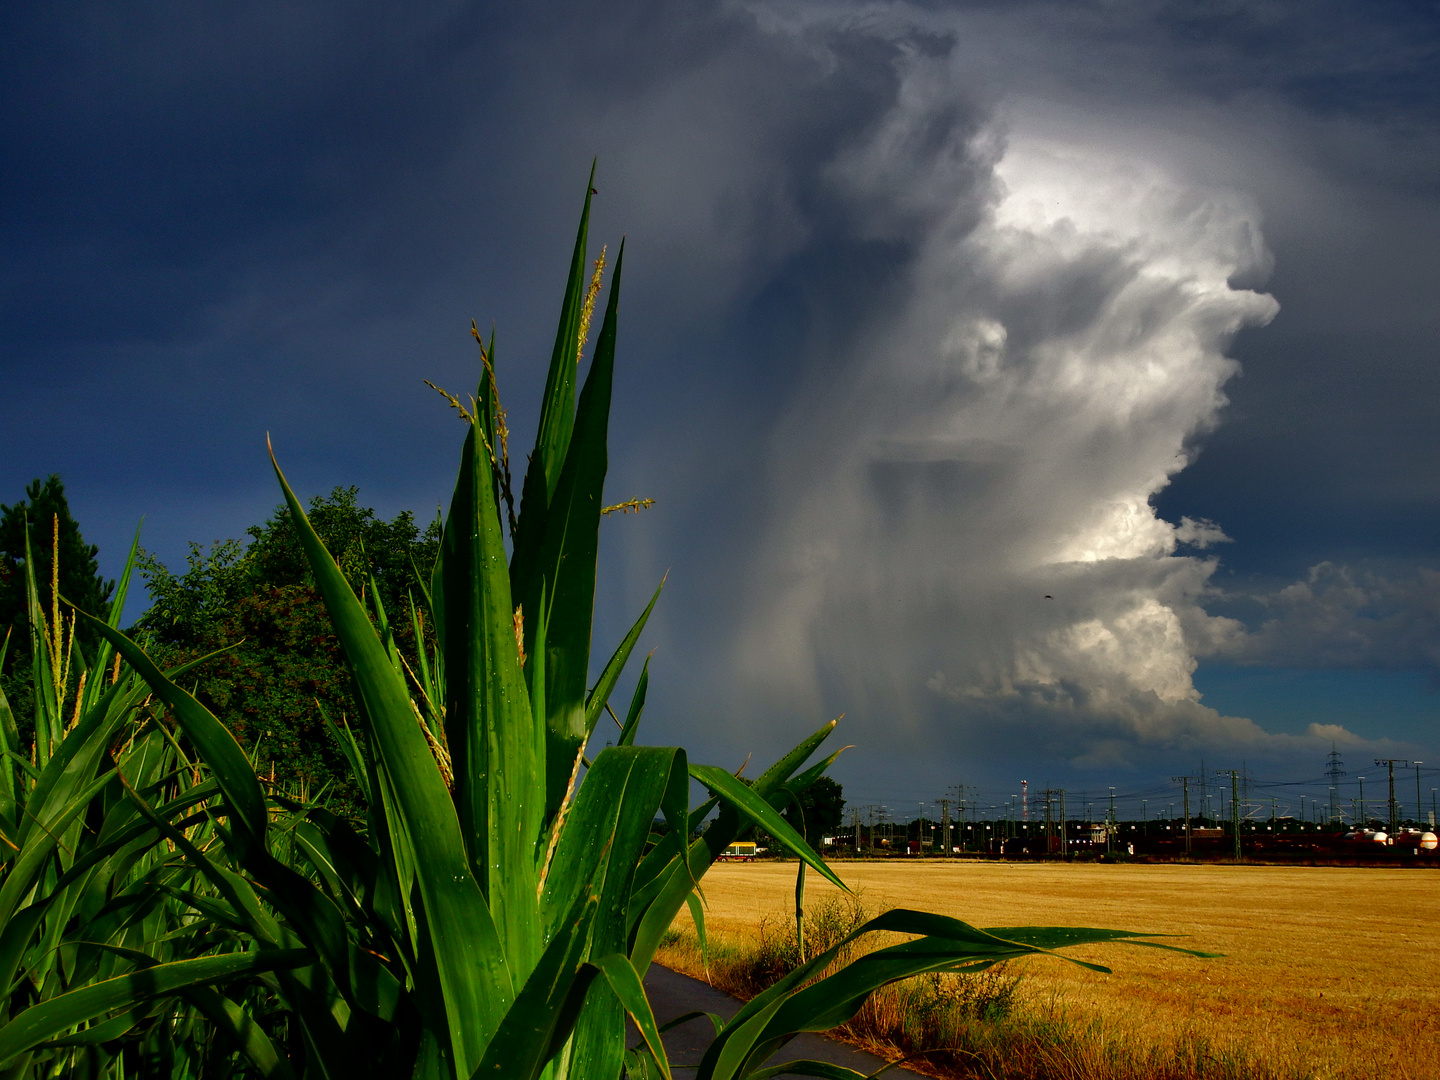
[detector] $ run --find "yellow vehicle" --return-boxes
[718,841,757,862]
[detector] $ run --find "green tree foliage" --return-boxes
[787,775,846,845]
[0,476,114,725]
[134,486,439,805]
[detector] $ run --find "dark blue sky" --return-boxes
[3,1,1438,813]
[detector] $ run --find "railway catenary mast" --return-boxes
[1376,759,1409,837]
[1171,775,1192,855]
[1416,763,1425,828]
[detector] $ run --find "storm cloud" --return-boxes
[3,1,1438,796]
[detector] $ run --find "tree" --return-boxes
[135,487,439,807]
[787,775,846,845]
[0,476,114,726]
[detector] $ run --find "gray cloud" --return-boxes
[732,88,1285,756]
[4,0,1437,788]
[553,2,1440,782]
[1215,563,1440,675]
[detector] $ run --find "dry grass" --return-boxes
[657,861,1439,1079]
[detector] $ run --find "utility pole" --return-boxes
[1107,787,1115,855]
[1021,780,1028,824]
[1044,789,1054,856]
[1414,763,1424,829]
[1218,770,1240,861]
[1358,776,1366,826]
[938,798,952,857]
[1198,760,1207,825]
[1039,788,1064,858]
[1060,789,1068,860]
[951,784,974,852]
[1376,759,1408,838]
[1171,776,1192,855]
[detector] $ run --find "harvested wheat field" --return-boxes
[663,860,1440,1079]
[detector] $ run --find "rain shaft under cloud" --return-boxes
[733,72,1298,775]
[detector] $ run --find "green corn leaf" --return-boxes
[271,447,513,1075]
[629,833,726,976]
[629,723,847,968]
[261,856,405,1022]
[0,949,310,1067]
[0,904,45,997]
[688,764,846,893]
[982,926,1220,956]
[21,525,59,761]
[540,746,683,953]
[0,748,40,783]
[703,992,789,1080]
[585,578,663,740]
[728,909,1190,1075]
[34,999,165,1047]
[625,748,694,928]
[73,612,268,859]
[0,671,17,810]
[17,665,145,847]
[658,1010,725,1038]
[184,986,299,1080]
[617,655,650,747]
[116,778,283,947]
[695,910,1029,1079]
[510,164,598,600]
[783,745,850,799]
[468,894,599,1080]
[318,704,371,808]
[529,241,626,819]
[291,819,367,924]
[476,328,498,476]
[542,747,686,1080]
[751,718,837,799]
[593,953,672,1080]
[0,768,116,929]
[746,1065,872,1080]
[685,891,709,970]
[81,522,142,714]
[433,418,542,976]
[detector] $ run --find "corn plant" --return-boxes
[1,173,1214,1080]
[0,525,310,1078]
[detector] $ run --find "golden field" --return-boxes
[661,860,1440,1079]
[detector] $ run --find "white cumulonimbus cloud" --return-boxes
[731,57,1335,769]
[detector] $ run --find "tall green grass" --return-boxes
[0,173,1211,1080]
